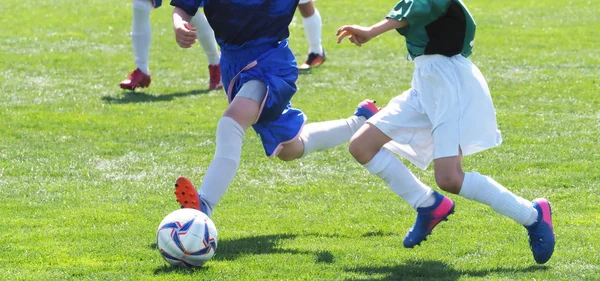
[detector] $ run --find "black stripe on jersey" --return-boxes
[424,0,466,57]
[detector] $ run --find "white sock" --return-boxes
[302,9,323,55]
[198,117,245,216]
[459,172,538,226]
[300,116,365,157]
[131,0,152,74]
[190,11,220,65]
[363,149,434,209]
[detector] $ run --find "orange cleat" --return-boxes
[174,176,202,211]
[119,68,151,90]
[208,64,223,90]
[299,50,326,71]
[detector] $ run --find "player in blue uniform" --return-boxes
[169,0,380,218]
[120,0,222,91]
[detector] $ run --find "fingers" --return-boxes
[336,25,362,47]
[336,30,350,44]
[175,26,197,48]
[176,34,196,48]
[349,35,362,47]
[184,22,197,31]
[177,40,194,48]
[336,25,350,36]
[337,30,362,47]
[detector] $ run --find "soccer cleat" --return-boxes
[298,50,326,71]
[208,64,223,90]
[119,68,151,90]
[174,176,209,215]
[525,198,555,264]
[354,99,380,119]
[403,191,455,248]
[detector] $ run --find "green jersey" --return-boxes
[387,0,476,59]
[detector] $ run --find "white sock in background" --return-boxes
[131,0,152,74]
[459,172,538,226]
[198,117,245,215]
[302,9,323,55]
[300,116,365,157]
[363,149,435,209]
[190,11,220,65]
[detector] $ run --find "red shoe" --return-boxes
[120,68,151,90]
[208,64,223,90]
[299,50,326,71]
[354,99,381,119]
[174,177,202,210]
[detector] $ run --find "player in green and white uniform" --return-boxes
[336,0,555,264]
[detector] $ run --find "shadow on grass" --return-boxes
[153,233,335,274]
[214,234,335,264]
[344,259,550,281]
[102,89,211,104]
[214,233,300,260]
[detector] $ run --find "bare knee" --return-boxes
[435,172,464,194]
[348,137,378,165]
[277,138,304,162]
[349,124,390,165]
[277,152,299,162]
[298,2,315,17]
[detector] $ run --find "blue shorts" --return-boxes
[152,0,162,8]
[220,40,306,157]
[163,0,204,9]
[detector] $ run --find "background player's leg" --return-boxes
[190,11,222,90]
[120,0,152,90]
[298,0,325,70]
[190,11,220,66]
[131,0,152,74]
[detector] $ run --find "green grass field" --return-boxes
[1,0,599,280]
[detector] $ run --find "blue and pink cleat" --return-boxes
[174,176,211,216]
[403,191,455,248]
[354,99,380,119]
[526,198,555,264]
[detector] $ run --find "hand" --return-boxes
[174,22,197,48]
[336,25,373,47]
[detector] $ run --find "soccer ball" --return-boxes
[156,208,218,268]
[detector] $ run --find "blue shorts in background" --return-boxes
[162,0,204,9]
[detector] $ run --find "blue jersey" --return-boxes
[171,0,298,51]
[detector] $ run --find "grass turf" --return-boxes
[0,0,598,280]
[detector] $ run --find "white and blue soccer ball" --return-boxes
[156,208,218,268]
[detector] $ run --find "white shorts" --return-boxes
[298,0,313,4]
[369,54,503,169]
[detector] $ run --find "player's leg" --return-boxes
[430,55,554,263]
[298,0,325,71]
[277,99,379,161]
[434,153,537,225]
[120,0,153,90]
[176,80,264,217]
[350,120,453,248]
[190,10,222,90]
[357,90,457,248]
[434,155,554,263]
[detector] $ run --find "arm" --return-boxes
[172,7,197,48]
[336,18,407,47]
